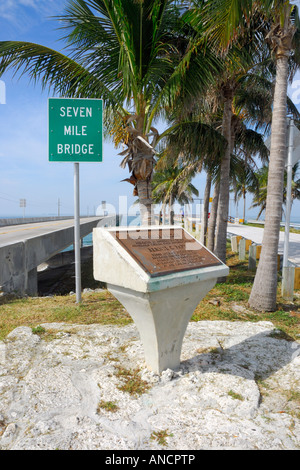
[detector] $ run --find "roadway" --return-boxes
[227,223,300,265]
[0,217,104,295]
[0,217,100,247]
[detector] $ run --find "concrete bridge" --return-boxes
[0,216,111,296]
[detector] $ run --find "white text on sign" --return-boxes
[64,126,87,136]
[59,106,93,118]
[57,144,94,154]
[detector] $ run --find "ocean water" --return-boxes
[64,214,140,251]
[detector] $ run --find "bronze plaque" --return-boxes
[113,228,222,277]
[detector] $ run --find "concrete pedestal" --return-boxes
[93,226,229,373]
[108,278,216,373]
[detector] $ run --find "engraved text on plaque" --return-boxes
[113,228,221,277]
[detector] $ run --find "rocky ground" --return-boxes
[0,319,299,450]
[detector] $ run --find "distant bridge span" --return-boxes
[0,216,112,295]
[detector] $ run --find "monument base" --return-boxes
[93,226,229,374]
[108,278,216,374]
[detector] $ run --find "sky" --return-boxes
[0,0,300,222]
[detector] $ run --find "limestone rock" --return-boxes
[0,321,299,450]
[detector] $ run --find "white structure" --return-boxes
[0,80,6,105]
[93,226,229,373]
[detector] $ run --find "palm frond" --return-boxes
[0,40,119,107]
[162,120,226,167]
[197,0,254,51]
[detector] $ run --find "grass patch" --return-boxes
[192,243,300,341]
[114,366,151,396]
[215,284,249,302]
[0,242,299,342]
[0,290,132,341]
[228,390,244,401]
[97,400,119,413]
[32,325,46,336]
[268,329,296,342]
[286,389,300,403]
[245,222,300,235]
[150,429,173,447]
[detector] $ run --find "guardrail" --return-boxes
[228,233,300,293]
[0,216,74,227]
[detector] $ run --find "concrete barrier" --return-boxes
[245,239,252,250]
[248,244,257,271]
[256,245,262,259]
[0,241,26,294]
[239,238,246,260]
[282,266,295,301]
[0,217,102,295]
[0,216,74,227]
[294,267,300,290]
[231,235,242,252]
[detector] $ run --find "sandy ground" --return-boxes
[0,319,299,450]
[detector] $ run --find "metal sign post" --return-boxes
[20,198,26,219]
[48,98,103,303]
[282,119,295,300]
[266,120,300,300]
[74,162,81,303]
[283,119,294,270]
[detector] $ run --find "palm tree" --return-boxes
[200,0,300,310]
[155,53,227,251]
[248,161,300,220]
[152,162,199,224]
[248,164,269,219]
[204,71,272,254]
[0,0,222,225]
[187,1,271,264]
[289,163,300,207]
[152,83,226,237]
[248,2,300,311]
[228,98,272,221]
[200,170,212,245]
[230,152,261,222]
[231,75,300,221]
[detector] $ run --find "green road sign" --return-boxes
[48,98,103,162]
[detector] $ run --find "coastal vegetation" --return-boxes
[245,163,300,219]
[0,245,299,342]
[1,1,300,312]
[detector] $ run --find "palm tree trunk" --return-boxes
[243,152,249,223]
[200,172,212,245]
[169,195,175,225]
[207,179,220,252]
[243,187,246,222]
[249,53,289,311]
[162,203,167,224]
[214,89,234,264]
[136,179,153,226]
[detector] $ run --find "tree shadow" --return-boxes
[181,330,300,381]
[224,264,255,285]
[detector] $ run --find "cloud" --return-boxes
[0,0,61,29]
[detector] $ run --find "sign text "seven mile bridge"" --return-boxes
[48,98,103,163]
